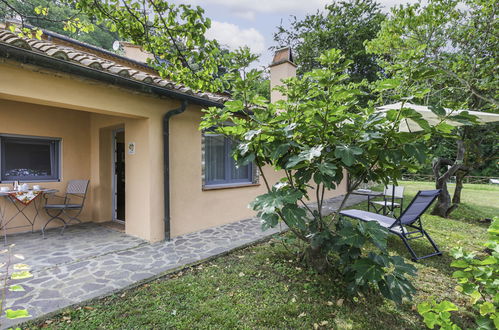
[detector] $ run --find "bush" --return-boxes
[332,218,417,303]
[418,217,499,329]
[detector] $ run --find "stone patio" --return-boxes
[1,194,366,329]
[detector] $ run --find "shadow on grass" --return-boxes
[272,254,423,329]
[447,203,493,228]
[387,238,455,275]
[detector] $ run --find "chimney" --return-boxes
[120,42,154,63]
[269,47,297,103]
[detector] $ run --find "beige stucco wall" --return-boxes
[121,43,154,63]
[0,58,347,242]
[0,99,92,233]
[168,105,347,237]
[269,62,297,102]
[167,58,347,236]
[0,59,171,241]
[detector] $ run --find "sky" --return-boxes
[171,0,419,68]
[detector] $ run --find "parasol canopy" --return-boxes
[377,102,499,132]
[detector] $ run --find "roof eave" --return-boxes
[0,42,224,108]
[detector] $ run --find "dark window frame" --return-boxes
[0,134,61,183]
[204,133,253,187]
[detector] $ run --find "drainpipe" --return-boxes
[163,100,188,241]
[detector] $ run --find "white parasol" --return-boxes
[376,102,499,132]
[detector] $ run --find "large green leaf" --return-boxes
[334,145,363,166]
[478,256,497,266]
[448,111,479,125]
[390,255,417,277]
[11,271,33,280]
[479,302,495,316]
[286,145,324,169]
[376,78,400,91]
[378,274,416,304]
[250,188,303,215]
[281,204,307,231]
[8,284,25,292]
[450,259,470,268]
[337,223,366,248]
[243,129,261,141]
[260,213,279,230]
[5,309,31,319]
[429,105,447,117]
[475,316,496,330]
[223,100,244,112]
[435,122,456,134]
[358,221,389,251]
[417,302,432,315]
[317,163,337,177]
[433,300,459,313]
[369,252,390,268]
[404,143,427,164]
[420,311,439,329]
[351,258,385,284]
[270,143,291,161]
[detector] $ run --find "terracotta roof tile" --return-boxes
[80,58,103,69]
[1,34,30,49]
[130,72,154,83]
[107,65,131,77]
[46,48,69,60]
[73,54,91,62]
[100,62,114,69]
[39,44,57,52]
[269,47,296,68]
[66,52,82,60]
[0,28,228,105]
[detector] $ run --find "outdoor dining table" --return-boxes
[0,188,58,244]
[351,189,384,212]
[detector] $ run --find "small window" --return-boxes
[204,133,253,186]
[0,135,61,182]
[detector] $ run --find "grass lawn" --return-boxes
[23,182,498,329]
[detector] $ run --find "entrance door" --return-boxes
[113,129,125,222]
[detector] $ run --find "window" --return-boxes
[0,135,61,182]
[204,133,253,187]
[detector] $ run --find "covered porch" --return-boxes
[0,58,175,242]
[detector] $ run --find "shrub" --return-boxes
[417,217,499,329]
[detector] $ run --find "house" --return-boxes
[0,24,347,242]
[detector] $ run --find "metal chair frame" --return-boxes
[42,180,89,237]
[340,189,442,261]
[369,185,405,216]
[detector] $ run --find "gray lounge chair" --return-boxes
[42,180,89,237]
[340,189,442,261]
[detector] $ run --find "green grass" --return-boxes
[398,181,499,223]
[22,182,498,329]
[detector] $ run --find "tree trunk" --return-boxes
[303,245,329,273]
[452,168,469,204]
[431,139,465,218]
[432,176,452,217]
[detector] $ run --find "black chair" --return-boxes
[42,180,89,237]
[340,189,442,261]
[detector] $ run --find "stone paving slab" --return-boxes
[1,194,366,329]
[2,224,146,272]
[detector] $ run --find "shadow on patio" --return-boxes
[3,223,146,273]
[0,217,283,329]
